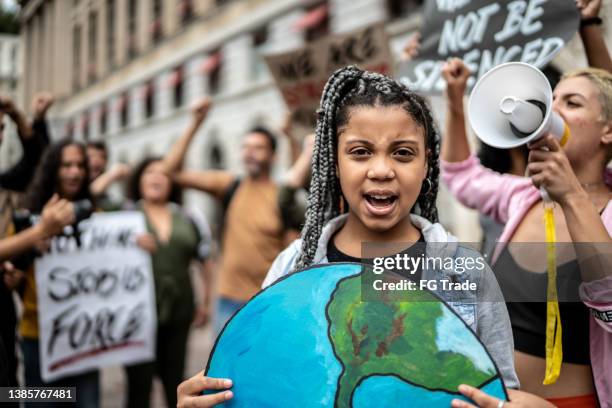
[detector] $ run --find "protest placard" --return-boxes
[35,212,156,382]
[397,0,580,93]
[265,23,393,127]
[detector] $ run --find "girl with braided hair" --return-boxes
[264,64,517,383]
[176,66,518,406]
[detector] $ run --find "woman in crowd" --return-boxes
[17,140,98,408]
[440,56,612,405]
[124,150,212,408]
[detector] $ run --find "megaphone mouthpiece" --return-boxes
[468,62,568,149]
[500,96,546,137]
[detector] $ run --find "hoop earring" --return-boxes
[420,178,432,195]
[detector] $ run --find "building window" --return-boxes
[127,0,138,59]
[10,45,17,74]
[169,66,184,108]
[65,120,75,139]
[73,24,82,90]
[151,0,163,43]
[178,0,194,23]
[201,51,222,95]
[387,0,423,20]
[293,3,329,43]
[106,0,115,68]
[206,131,226,170]
[252,24,268,79]
[99,104,108,135]
[117,93,129,128]
[208,140,225,170]
[143,80,155,118]
[88,11,98,83]
[81,113,90,141]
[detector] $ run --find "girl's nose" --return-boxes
[367,158,395,180]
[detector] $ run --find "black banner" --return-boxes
[397,0,580,93]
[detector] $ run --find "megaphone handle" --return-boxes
[529,142,554,203]
[540,186,552,203]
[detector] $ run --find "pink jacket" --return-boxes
[441,155,612,405]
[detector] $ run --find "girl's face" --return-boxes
[552,76,612,164]
[140,161,172,203]
[337,105,428,233]
[58,144,87,200]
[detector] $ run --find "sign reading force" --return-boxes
[397,0,580,93]
[35,212,156,382]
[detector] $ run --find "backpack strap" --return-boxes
[222,178,241,213]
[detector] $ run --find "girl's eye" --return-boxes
[350,148,370,156]
[567,100,580,107]
[394,148,415,158]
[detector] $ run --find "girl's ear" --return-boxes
[601,120,612,146]
[423,149,430,177]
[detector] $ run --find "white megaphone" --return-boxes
[468,62,571,200]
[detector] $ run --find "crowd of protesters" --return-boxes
[0,91,313,407]
[0,0,611,407]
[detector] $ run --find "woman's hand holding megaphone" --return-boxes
[527,134,586,205]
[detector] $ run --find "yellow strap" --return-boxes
[543,206,563,384]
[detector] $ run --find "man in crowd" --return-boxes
[162,99,305,333]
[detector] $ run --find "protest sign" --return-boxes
[265,23,393,127]
[35,211,156,382]
[397,0,580,93]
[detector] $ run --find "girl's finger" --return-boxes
[201,376,233,390]
[179,372,232,395]
[187,390,233,408]
[458,384,501,407]
[451,399,477,408]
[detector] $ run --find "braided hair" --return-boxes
[294,65,441,271]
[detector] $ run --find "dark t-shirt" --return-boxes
[326,233,426,282]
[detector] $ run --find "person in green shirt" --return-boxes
[125,156,212,408]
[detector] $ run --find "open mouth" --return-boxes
[364,194,398,207]
[363,192,398,216]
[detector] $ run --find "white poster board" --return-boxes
[35,211,156,382]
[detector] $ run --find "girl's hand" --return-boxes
[441,58,471,107]
[136,234,158,254]
[451,385,555,407]
[177,371,233,408]
[527,134,585,205]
